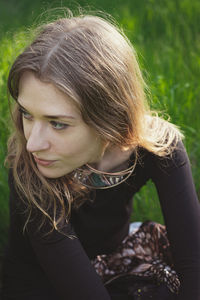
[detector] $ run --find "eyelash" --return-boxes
[18,108,68,131]
[50,121,68,130]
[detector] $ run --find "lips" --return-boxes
[33,156,57,166]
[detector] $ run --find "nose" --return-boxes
[26,122,50,153]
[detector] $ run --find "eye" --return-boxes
[19,107,33,120]
[50,121,68,130]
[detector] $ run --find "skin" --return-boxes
[18,71,105,178]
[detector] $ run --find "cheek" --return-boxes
[56,137,88,155]
[51,125,102,160]
[55,133,97,158]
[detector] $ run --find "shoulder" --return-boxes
[135,140,189,178]
[143,115,184,157]
[152,140,188,170]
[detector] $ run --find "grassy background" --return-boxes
[0,0,200,254]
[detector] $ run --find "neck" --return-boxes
[89,146,134,173]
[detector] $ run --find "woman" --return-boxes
[2,13,200,300]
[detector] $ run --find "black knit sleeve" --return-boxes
[149,141,200,299]
[28,227,111,300]
[8,170,111,300]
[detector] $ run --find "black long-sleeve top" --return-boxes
[2,141,200,299]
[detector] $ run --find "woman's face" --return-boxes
[17,72,105,178]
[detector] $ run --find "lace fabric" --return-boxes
[91,221,180,299]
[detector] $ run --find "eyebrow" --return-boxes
[17,102,76,120]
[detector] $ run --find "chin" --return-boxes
[37,166,71,178]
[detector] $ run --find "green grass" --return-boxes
[0,0,200,252]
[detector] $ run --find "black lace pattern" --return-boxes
[91,221,180,299]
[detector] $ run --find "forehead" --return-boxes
[18,71,80,118]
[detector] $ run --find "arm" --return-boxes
[9,171,111,300]
[150,141,200,299]
[28,225,111,300]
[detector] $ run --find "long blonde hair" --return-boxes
[6,12,183,236]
